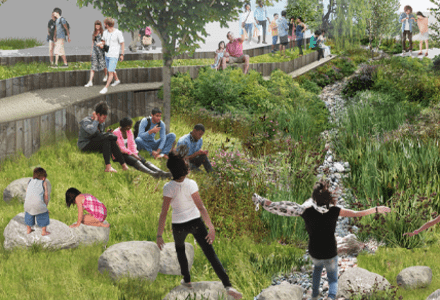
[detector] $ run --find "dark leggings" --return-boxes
[119,153,146,167]
[172,218,231,287]
[297,38,303,55]
[81,137,125,166]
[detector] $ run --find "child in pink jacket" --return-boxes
[112,117,171,179]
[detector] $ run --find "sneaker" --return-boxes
[180,279,192,289]
[103,76,108,82]
[111,80,121,87]
[50,65,58,69]
[60,64,69,68]
[225,287,242,300]
[84,81,93,87]
[99,87,108,94]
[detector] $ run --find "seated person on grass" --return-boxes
[135,108,176,160]
[221,31,250,75]
[176,124,213,173]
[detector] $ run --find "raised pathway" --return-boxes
[263,54,338,81]
[0,82,162,123]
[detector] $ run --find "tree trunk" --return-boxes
[162,51,172,135]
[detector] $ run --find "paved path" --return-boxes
[0,82,162,123]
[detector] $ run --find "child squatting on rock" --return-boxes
[24,167,51,236]
[65,188,110,228]
[252,180,391,300]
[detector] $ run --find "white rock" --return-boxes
[258,281,303,300]
[163,281,232,300]
[397,266,432,289]
[70,222,110,246]
[426,289,440,300]
[327,156,333,162]
[337,267,390,299]
[3,177,52,203]
[159,242,194,275]
[3,212,79,250]
[98,241,160,281]
[334,163,345,173]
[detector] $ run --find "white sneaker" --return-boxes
[111,80,121,87]
[84,81,93,87]
[103,76,108,82]
[99,87,108,94]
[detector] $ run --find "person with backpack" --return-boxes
[134,108,176,160]
[51,7,70,68]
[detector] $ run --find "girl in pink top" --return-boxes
[415,12,429,56]
[66,187,109,227]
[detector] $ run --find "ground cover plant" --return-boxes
[0,37,43,50]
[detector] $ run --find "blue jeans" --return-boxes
[105,56,118,72]
[135,133,176,155]
[25,211,50,227]
[311,255,338,299]
[244,23,253,40]
[272,35,278,46]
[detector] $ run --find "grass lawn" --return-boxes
[0,38,44,50]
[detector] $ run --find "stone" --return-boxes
[327,156,333,163]
[3,212,79,250]
[159,242,194,275]
[163,281,232,300]
[334,163,345,173]
[344,162,350,169]
[98,241,160,281]
[3,177,52,203]
[397,266,432,289]
[426,289,440,300]
[337,234,364,256]
[70,222,110,246]
[258,281,303,300]
[337,267,390,299]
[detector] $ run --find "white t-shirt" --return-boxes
[102,29,124,58]
[405,14,410,30]
[242,11,253,24]
[163,178,201,224]
[24,179,49,215]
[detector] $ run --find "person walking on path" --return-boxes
[399,5,416,56]
[277,11,289,56]
[99,17,124,94]
[85,20,107,87]
[77,101,129,173]
[176,124,213,173]
[156,146,243,299]
[113,117,171,179]
[47,12,57,66]
[269,13,279,53]
[222,31,250,74]
[415,12,429,56]
[254,1,270,44]
[295,17,307,56]
[135,108,176,160]
[252,180,391,300]
[66,188,110,228]
[242,4,253,44]
[24,167,51,236]
[288,16,296,50]
[52,8,70,68]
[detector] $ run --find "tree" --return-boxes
[73,0,280,132]
[0,0,8,6]
[286,0,323,32]
[429,0,440,45]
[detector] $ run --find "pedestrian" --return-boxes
[51,7,70,68]
[269,13,279,53]
[415,12,429,56]
[156,146,243,299]
[47,12,57,66]
[277,11,289,56]
[399,5,416,56]
[85,20,107,87]
[295,17,307,56]
[288,16,296,50]
[99,17,124,94]
[254,1,270,44]
[242,4,253,45]
[252,180,391,300]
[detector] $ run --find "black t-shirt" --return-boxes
[48,19,56,40]
[301,206,341,259]
[139,28,145,37]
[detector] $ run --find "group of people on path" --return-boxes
[399,5,430,56]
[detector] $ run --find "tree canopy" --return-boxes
[286,0,323,31]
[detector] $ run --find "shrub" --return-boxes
[159,72,196,112]
[432,54,440,73]
[342,64,378,98]
[300,79,321,94]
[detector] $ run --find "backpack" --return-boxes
[133,117,160,138]
[61,17,70,37]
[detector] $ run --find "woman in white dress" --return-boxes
[319,30,332,58]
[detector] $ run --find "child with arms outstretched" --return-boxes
[404,214,440,237]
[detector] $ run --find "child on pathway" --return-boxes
[415,12,429,56]
[212,41,226,70]
[24,167,51,236]
[252,180,391,300]
[66,188,110,228]
[269,13,279,53]
[156,146,242,299]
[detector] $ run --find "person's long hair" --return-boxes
[218,41,225,50]
[93,20,104,41]
[416,12,426,18]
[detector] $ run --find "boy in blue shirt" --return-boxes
[398,5,416,56]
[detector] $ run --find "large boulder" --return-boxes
[397,266,432,289]
[426,289,440,300]
[258,281,303,300]
[3,177,52,203]
[163,281,232,300]
[98,241,160,281]
[3,212,79,250]
[70,222,110,246]
[337,267,391,299]
[159,242,194,275]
